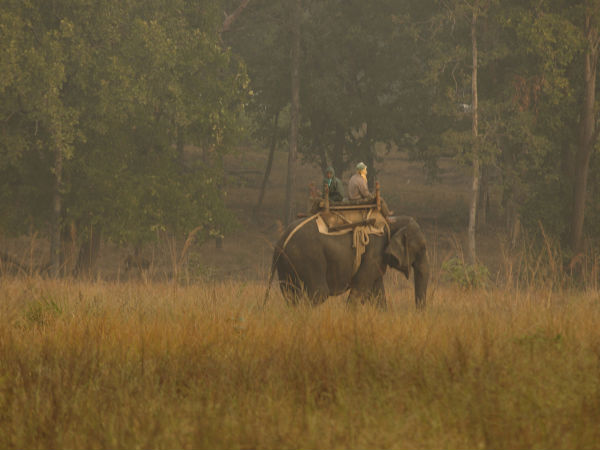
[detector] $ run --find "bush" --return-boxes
[442,256,490,289]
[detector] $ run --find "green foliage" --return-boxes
[585,151,600,249]
[2,0,600,263]
[393,0,599,250]
[442,256,490,289]
[227,0,425,177]
[24,298,63,327]
[0,0,247,250]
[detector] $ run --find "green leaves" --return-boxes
[0,0,247,247]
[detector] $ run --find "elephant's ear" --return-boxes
[385,227,410,279]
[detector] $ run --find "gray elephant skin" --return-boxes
[270,215,429,308]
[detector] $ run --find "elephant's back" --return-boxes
[274,217,355,294]
[276,217,320,248]
[282,217,353,248]
[273,217,321,265]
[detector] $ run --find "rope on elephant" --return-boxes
[281,214,320,250]
[352,226,371,275]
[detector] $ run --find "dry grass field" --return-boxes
[1,276,600,449]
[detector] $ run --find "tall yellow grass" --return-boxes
[1,276,599,449]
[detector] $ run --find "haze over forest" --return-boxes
[1,0,599,278]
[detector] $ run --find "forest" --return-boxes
[1,0,599,276]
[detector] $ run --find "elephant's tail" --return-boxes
[262,214,318,308]
[262,243,282,308]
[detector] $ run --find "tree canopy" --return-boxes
[226,0,600,256]
[2,0,600,273]
[0,0,248,273]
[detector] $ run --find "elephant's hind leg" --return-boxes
[277,232,330,306]
[279,277,327,306]
[281,284,303,306]
[305,285,328,306]
[278,272,304,305]
[304,255,330,305]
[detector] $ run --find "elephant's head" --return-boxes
[384,216,429,309]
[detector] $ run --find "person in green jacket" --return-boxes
[322,166,345,202]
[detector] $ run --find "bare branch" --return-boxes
[221,0,252,34]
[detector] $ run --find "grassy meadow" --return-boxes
[1,276,600,449]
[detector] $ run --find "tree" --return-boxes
[0,0,80,275]
[285,0,301,225]
[228,0,432,211]
[467,0,482,264]
[223,0,293,220]
[415,0,495,263]
[0,0,249,275]
[229,0,600,261]
[502,0,599,252]
[571,1,600,253]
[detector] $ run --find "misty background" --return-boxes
[1,0,599,281]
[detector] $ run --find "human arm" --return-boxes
[357,176,371,198]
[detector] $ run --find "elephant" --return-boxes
[266,215,429,309]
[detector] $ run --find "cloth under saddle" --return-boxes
[283,201,390,275]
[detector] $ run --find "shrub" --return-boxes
[442,256,490,289]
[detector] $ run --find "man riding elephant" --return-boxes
[322,166,344,202]
[348,162,392,216]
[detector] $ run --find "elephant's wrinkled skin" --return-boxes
[270,215,429,309]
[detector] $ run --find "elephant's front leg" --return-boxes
[346,276,386,309]
[346,287,363,307]
[371,276,387,310]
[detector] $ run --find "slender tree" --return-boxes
[0,0,249,275]
[254,111,280,216]
[285,0,301,225]
[571,2,600,253]
[467,1,481,264]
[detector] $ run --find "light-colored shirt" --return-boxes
[348,173,372,200]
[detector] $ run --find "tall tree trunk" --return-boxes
[254,111,280,217]
[332,126,345,179]
[317,140,328,175]
[50,147,63,277]
[309,117,328,173]
[366,149,376,191]
[176,127,185,172]
[362,129,375,191]
[285,0,301,225]
[74,225,102,278]
[571,13,599,253]
[478,164,489,229]
[467,3,480,265]
[502,144,521,247]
